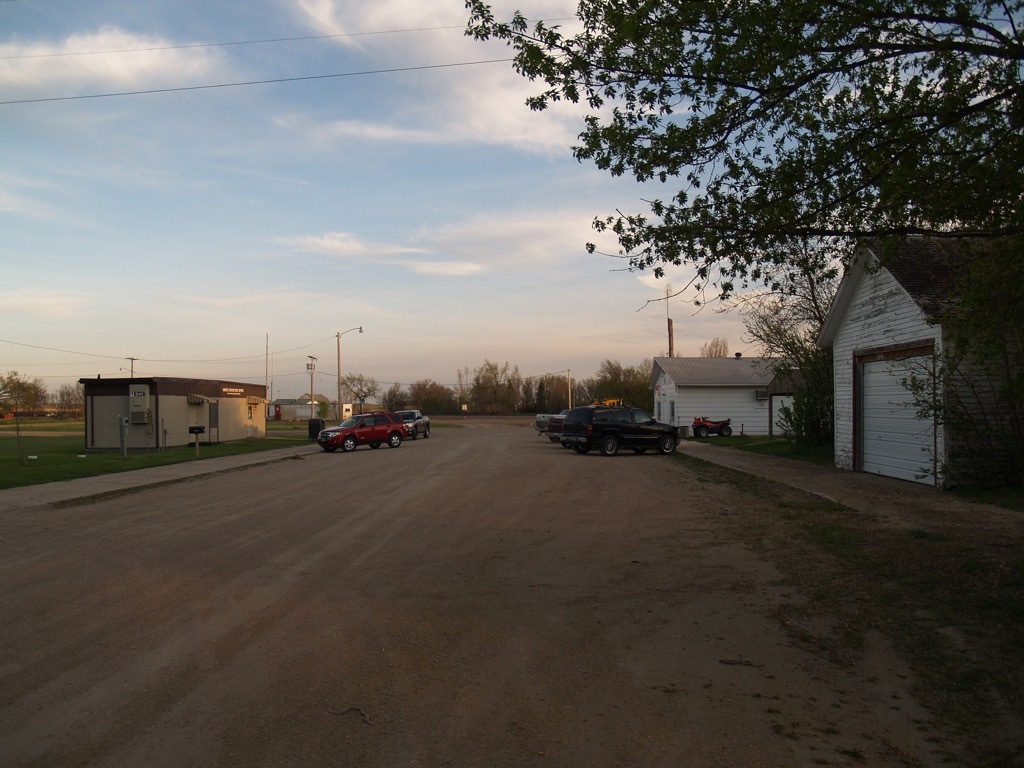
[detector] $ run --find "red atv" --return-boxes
[692,416,732,438]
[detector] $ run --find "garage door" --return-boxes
[861,358,935,485]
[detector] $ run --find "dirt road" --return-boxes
[0,424,949,767]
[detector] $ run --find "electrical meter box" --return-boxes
[129,383,150,424]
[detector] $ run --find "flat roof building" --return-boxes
[79,377,268,452]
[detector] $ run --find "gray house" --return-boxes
[817,237,977,486]
[650,356,783,436]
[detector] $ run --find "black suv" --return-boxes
[560,405,679,456]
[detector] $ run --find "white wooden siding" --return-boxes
[653,370,676,425]
[673,386,772,435]
[831,268,944,476]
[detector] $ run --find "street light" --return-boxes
[337,326,363,420]
[306,356,317,420]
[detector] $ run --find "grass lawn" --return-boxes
[686,433,837,467]
[0,419,308,490]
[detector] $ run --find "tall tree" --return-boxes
[582,359,654,410]
[466,1,1024,300]
[408,379,457,414]
[0,371,46,464]
[740,250,840,448]
[699,337,729,358]
[470,360,522,414]
[381,383,407,412]
[55,382,85,418]
[341,374,379,414]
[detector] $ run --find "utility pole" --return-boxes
[307,356,317,420]
[336,326,363,421]
[666,283,675,357]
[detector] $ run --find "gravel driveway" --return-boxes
[0,423,1002,767]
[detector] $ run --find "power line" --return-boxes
[0,335,337,363]
[0,59,514,106]
[0,19,574,60]
[0,25,469,60]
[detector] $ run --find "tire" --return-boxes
[369,442,381,449]
[695,425,709,438]
[573,444,590,454]
[321,446,337,452]
[387,431,402,448]
[410,430,418,440]
[633,448,648,454]
[600,435,620,456]
[423,426,430,438]
[657,434,677,454]
[719,425,733,437]
[341,435,357,452]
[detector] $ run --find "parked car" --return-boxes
[395,409,431,439]
[561,405,679,456]
[317,412,408,452]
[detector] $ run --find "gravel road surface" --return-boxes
[1,423,948,767]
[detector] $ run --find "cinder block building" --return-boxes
[79,377,267,451]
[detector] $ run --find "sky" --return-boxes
[1,0,752,401]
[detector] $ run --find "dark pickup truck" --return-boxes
[560,405,678,456]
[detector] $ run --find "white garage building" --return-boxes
[817,237,972,486]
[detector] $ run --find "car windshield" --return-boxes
[338,416,363,428]
[397,412,414,419]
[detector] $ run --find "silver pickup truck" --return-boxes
[396,409,430,439]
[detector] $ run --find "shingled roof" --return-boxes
[874,236,976,320]
[818,236,979,346]
[651,356,776,388]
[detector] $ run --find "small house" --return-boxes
[650,356,781,435]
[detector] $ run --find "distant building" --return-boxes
[79,377,267,451]
[270,395,335,421]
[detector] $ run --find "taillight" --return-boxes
[586,423,593,435]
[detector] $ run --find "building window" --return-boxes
[247,405,253,420]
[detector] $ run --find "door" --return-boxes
[860,358,935,485]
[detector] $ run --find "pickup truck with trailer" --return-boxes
[396,409,431,439]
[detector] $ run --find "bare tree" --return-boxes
[699,337,730,358]
[0,371,47,464]
[381,383,407,412]
[55,382,85,418]
[341,374,379,414]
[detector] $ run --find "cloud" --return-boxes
[275,230,482,276]
[0,289,94,320]
[285,0,586,153]
[274,205,606,278]
[0,26,229,98]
